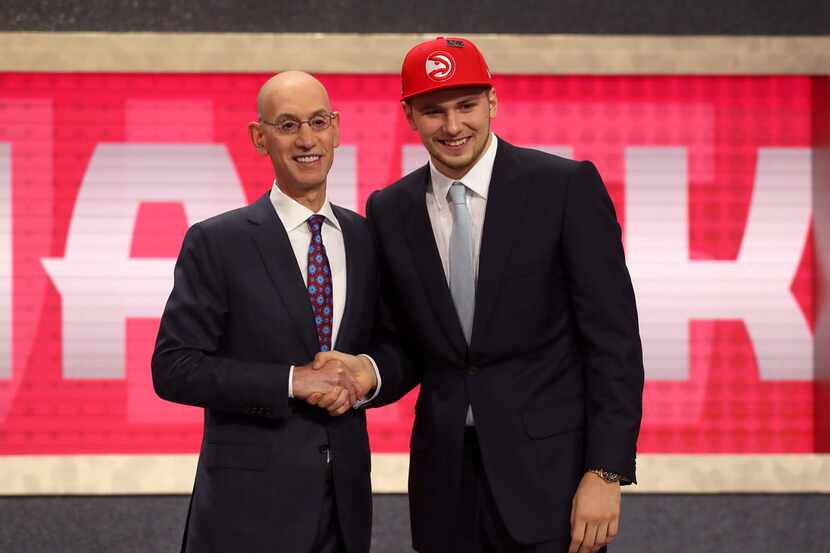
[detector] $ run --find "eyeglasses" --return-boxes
[260,111,339,135]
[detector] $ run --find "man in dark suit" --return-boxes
[317,37,644,553]
[152,71,379,553]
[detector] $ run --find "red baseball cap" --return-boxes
[401,36,493,101]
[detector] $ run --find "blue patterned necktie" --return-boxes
[306,214,334,352]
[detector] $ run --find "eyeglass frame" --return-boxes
[259,111,340,135]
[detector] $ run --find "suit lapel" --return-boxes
[402,166,468,359]
[332,205,358,352]
[247,194,319,358]
[472,141,531,348]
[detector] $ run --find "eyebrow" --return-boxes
[417,95,482,111]
[271,108,330,120]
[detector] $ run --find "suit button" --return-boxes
[467,365,479,375]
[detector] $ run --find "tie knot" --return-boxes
[448,181,467,206]
[307,214,325,234]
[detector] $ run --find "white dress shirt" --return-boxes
[426,133,498,287]
[268,183,380,403]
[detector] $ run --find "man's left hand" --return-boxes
[568,471,621,553]
[313,351,376,396]
[306,351,377,415]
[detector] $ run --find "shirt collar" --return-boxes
[429,133,498,207]
[268,181,341,233]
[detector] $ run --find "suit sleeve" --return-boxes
[363,191,422,407]
[562,161,644,483]
[152,223,291,420]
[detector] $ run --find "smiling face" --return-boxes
[403,86,497,179]
[249,72,339,198]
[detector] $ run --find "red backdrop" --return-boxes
[0,73,822,455]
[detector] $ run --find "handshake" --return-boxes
[292,351,378,416]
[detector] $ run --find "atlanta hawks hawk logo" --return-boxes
[425,51,456,82]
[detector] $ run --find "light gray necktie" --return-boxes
[448,181,475,341]
[448,181,476,426]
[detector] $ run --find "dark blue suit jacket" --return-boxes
[367,139,644,550]
[153,193,378,553]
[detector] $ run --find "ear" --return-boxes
[247,121,267,155]
[487,88,498,119]
[401,100,417,131]
[331,112,341,149]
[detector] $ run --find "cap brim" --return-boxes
[401,81,493,101]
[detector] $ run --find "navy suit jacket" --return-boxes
[367,139,644,550]
[153,194,378,553]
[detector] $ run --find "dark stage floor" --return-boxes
[0,494,827,552]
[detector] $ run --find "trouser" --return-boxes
[450,428,606,553]
[309,445,345,553]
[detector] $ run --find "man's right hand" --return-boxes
[304,351,378,416]
[292,360,359,415]
[312,351,377,397]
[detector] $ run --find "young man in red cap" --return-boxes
[317,37,644,553]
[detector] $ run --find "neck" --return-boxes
[277,182,327,212]
[434,161,468,181]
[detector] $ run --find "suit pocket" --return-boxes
[205,442,270,471]
[523,397,585,439]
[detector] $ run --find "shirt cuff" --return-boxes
[288,365,295,398]
[353,354,381,408]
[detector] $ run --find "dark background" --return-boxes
[2,2,828,552]
[2,0,829,35]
